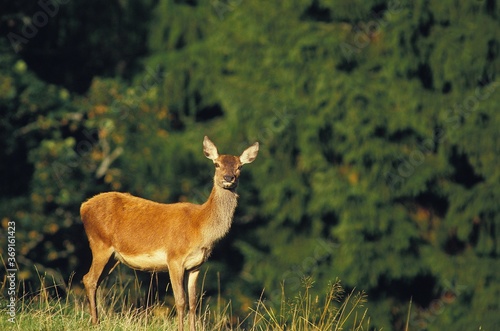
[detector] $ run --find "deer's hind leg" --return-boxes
[83,241,115,325]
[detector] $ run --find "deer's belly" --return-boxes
[115,250,169,272]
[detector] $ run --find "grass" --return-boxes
[1,271,375,331]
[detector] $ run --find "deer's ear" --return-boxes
[203,136,219,160]
[240,142,259,165]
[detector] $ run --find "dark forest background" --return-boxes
[1,1,499,330]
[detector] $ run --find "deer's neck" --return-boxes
[201,185,238,244]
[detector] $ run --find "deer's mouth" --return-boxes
[221,180,237,189]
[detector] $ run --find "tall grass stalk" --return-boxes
[249,277,371,331]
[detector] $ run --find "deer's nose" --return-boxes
[223,175,235,182]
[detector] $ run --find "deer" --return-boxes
[81,136,259,331]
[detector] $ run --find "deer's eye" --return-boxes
[214,163,220,168]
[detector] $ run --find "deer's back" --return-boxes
[81,192,204,252]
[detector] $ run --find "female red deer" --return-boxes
[81,136,259,331]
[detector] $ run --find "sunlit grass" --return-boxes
[1,271,377,331]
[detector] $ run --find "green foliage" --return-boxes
[1,0,499,330]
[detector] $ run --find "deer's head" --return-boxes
[203,136,259,190]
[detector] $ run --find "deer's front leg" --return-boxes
[187,269,200,331]
[170,263,186,331]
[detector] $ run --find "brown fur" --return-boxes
[81,136,258,331]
